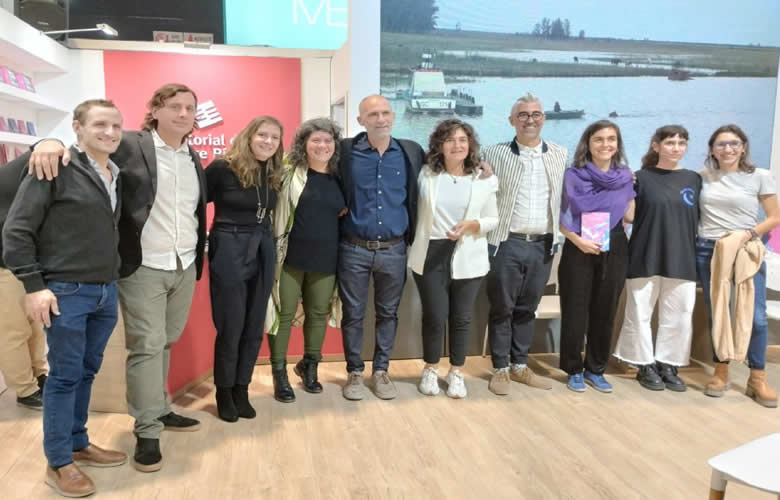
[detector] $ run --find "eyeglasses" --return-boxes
[516,111,545,122]
[713,140,743,150]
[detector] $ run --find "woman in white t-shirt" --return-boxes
[696,124,780,408]
[408,119,498,398]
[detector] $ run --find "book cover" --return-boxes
[0,117,7,132]
[0,66,13,85]
[7,118,18,133]
[26,121,36,135]
[0,144,8,166]
[581,212,610,252]
[17,119,27,134]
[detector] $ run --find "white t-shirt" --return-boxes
[431,174,473,239]
[698,166,777,239]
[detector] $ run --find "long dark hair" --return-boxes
[640,125,689,169]
[287,117,341,176]
[572,120,627,168]
[706,124,755,173]
[426,119,481,174]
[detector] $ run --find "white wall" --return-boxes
[344,0,381,137]
[771,56,780,178]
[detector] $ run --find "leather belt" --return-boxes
[346,235,405,250]
[509,232,551,242]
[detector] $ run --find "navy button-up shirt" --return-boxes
[341,135,408,241]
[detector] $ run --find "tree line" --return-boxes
[381,0,438,33]
[532,17,584,39]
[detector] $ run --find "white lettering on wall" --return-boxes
[293,0,346,27]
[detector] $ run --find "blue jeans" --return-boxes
[338,240,407,373]
[695,238,768,369]
[43,281,118,467]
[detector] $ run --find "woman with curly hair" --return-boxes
[408,118,498,398]
[266,117,346,403]
[206,116,284,422]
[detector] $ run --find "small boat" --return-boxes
[544,109,585,120]
[668,69,693,81]
[450,88,483,116]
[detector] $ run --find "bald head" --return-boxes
[357,94,395,144]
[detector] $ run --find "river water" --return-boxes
[388,76,777,171]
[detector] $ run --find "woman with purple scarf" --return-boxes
[559,120,635,393]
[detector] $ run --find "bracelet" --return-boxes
[748,229,759,240]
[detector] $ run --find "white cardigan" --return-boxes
[408,165,499,279]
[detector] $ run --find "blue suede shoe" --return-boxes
[584,371,613,393]
[567,373,586,392]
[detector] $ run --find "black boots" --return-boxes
[636,364,664,391]
[216,386,238,422]
[656,362,687,392]
[232,384,256,418]
[272,368,296,403]
[294,354,323,394]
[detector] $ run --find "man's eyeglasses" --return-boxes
[713,140,743,150]
[516,111,545,122]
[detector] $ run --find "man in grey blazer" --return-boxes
[29,83,208,473]
[481,93,569,396]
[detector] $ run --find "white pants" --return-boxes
[614,276,696,366]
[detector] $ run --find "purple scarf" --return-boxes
[560,162,635,234]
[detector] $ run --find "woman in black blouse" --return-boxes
[267,117,345,402]
[205,116,283,422]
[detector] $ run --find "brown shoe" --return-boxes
[73,443,127,468]
[746,369,778,408]
[510,366,552,390]
[45,463,96,497]
[489,369,511,396]
[704,362,729,398]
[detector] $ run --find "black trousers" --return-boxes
[208,226,275,387]
[558,226,628,375]
[412,239,483,366]
[487,235,553,368]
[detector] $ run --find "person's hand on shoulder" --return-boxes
[29,140,69,180]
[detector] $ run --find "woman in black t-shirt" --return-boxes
[613,125,701,393]
[267,118,346,403]
[205,116,284,422]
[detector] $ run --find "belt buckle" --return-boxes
[366,240,381,250]
[524,233,534,242]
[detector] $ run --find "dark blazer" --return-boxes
[338,132,425,245]
[111,130,208,279]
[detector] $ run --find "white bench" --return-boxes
[707,433,780,499]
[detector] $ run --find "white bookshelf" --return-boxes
[0,8,70,162]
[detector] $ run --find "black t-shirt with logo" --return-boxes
[628,167,702,281]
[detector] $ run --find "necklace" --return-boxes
[254,167,269,223]
[446,169,464,184]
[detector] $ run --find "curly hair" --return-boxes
[426,119,480,174]
[286,117,341,175]
[640,124,689,169]
[141,83,198,133]
[705,124,755,173]
[572,120,628,168]
[223,116,284,190]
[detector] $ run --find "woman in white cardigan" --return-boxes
[409,119,498,398]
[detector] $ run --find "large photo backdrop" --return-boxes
[380,0,780,172]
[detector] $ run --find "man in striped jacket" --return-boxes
[482,93,568,396]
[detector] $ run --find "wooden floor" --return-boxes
[1,350,778,500]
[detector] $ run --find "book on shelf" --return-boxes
[7,118,18,133]
[26,121,36,136]
[1,66,21,88]
[17,119,27,135]
[0,116,7,132]
[0,144,8,165]
[17,73,35,92]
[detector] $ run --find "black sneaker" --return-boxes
[636,364,665,391]
[158,412,201,432]
[656,362,687,392]
[17,389,43,410]
[133,437,162,473]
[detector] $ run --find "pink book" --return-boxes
[0,66,13,85]
[17,119,27,134]
[581,212,610,251]
[17,72,35,92]
[0,117,7,132]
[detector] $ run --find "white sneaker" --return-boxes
[446,369,467,399]
[418,366,440,395]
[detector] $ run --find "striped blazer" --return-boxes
[482,138,568,254]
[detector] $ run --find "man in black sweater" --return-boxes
[3,99,128,497]
[0,154,48,411]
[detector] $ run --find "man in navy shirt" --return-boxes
[337,95,424,400]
